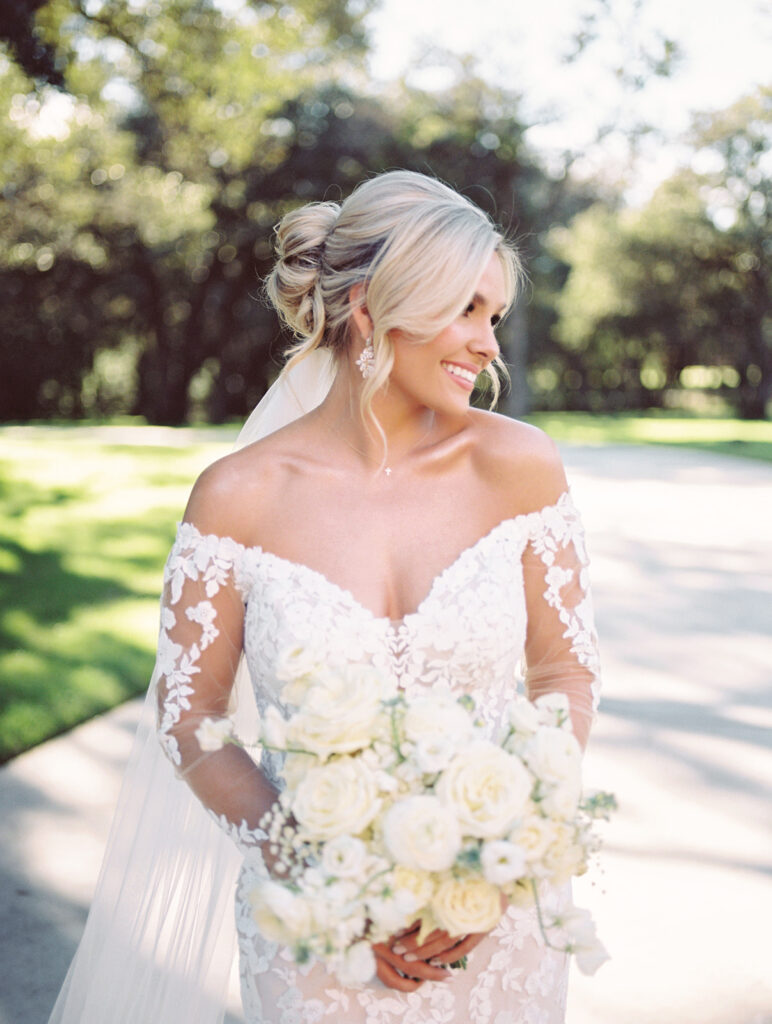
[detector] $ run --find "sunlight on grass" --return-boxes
[525,413,772,463]
[0,431,231,761]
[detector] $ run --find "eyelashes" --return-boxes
[463,302,501,328]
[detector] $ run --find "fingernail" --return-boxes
[403,953,418,962]
[429,958,442,966]
[392,944,406,955]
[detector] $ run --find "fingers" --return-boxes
[372,943,449,986]
[425,931,487,965]
[374,953,422,992]
[391,927,464,962]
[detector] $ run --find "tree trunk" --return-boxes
[498,299,530,418]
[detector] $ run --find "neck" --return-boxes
[314,357,441,471]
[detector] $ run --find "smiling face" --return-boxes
[385,252,508,418]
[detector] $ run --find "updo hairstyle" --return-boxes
[264,170,522,425]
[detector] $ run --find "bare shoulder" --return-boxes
[468,409,568,513]
[181,431,295,542]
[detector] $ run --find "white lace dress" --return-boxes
[155,491,600,1024]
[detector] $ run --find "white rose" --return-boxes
[541,774,582,820]
[335,941,377,987]
[280,751,317,792]
[437,742,532,839]
[195,716,234,752]
[431,877,503,937]
[403,693,475,746]
[391,865,435,909]
[506,697,541,736]
[511,812,558,868]
[292,758,380,839]
[274,644,321,685]
[382,795,461,872]
[249,879,315,944]
[321,835,367,879]
[480,840,528,885]
[543,822,587,883]
[525,727,582,789]
[286,665,391,758]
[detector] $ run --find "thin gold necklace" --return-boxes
[323,418,435,477]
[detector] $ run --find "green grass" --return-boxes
[0,414,769,761]
[524,411,772,464]
[0,427,233,762]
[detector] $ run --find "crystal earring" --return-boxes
[356,336,375,379]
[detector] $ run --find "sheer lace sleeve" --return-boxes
[155,521,273,859]
[522,493,600,748]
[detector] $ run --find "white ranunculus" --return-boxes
[321,835,367,879]
[194,716,234,752]
[286,665,392,758]
[249,879,315,944]
[402,693,475,746]
[366,888,418,936]
[335,941,377,987]
[412,736,456,774]
[437,742,533,839]
[382,795,461,872]
[525,727,582,789]
[292,758,380,840]
[431,877,503,937]
[480,840,528,885]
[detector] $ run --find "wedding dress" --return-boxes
[156,492,600,1024]
[49,351,600,1024]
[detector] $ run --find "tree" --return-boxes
[546,88,771,419]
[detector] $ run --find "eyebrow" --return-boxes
[470,292,507,314]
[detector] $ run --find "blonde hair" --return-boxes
[264,170,522,436]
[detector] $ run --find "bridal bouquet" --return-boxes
[197,648,615,986]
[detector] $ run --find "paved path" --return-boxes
[1,443,770,1024]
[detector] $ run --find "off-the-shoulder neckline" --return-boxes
[173,492,577,626]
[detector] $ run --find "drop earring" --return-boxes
[356,336,375,379]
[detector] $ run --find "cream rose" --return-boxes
[292,758,380,839]
[431,877,503,936]
[382,795,461,872]
[286,665,391,757]
[437,741,532,838]
[391,865,435,908]
[511,812,558,869]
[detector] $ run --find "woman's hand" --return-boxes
[372,921,488,991]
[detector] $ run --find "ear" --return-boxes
[348,283,373,340]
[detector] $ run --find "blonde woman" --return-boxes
[49,171,599,1024]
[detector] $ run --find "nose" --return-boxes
[471,322,500,367]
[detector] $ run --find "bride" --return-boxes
[49,170,599,1023]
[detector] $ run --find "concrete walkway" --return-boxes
[1,443,771,1024]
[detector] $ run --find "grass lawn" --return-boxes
[0,426,234,762]
[0,413,769,761]
[524,411,772,463]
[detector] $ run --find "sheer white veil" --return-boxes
[48,348,336,1024]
